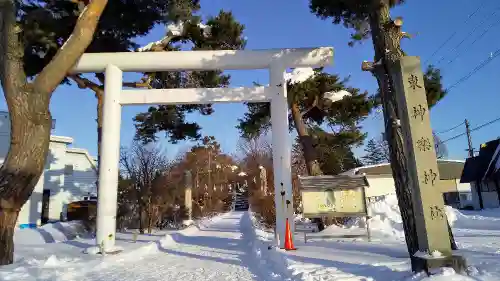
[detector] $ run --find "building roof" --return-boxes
[50,135,74,144]
[461,139,500,183]
[298,175,368,190]
[66,148,97,171]
[460,157,482,183]
[344,159,465,180]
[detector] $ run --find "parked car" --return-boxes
[65,200,97,222]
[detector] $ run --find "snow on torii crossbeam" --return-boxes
[71,47,334,253]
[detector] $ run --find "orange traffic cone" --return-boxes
[284,218,297,251]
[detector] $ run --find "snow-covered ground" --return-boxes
[0,213,279,281]
[1,221,181,280]
[251,195,500,281]
[2,196,500,281]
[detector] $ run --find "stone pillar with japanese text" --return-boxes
[391,56,452,257]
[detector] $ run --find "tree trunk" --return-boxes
[0,0,108,265]
[291,102,325,230]
[367,0,455,271]
[147,205,152,234]
[0,2,52,259]
[138,199,145,234]
[290,102,322,176]
[0,209,19,265]
[0,91,52,265]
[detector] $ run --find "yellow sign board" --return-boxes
[301,187,367,218]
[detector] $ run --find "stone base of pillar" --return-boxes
[414,253,468,276]
[98,249,123,255]
[84,245,124,255]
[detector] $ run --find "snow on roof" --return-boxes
[284,68,316,84]
[50,135,74,144]
[342,159,467,176]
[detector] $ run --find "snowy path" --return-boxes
[68,212,264,281]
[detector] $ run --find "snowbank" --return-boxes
[345,194,500,239]
[247,210,295,281]
[449,208,500,231]
[346,195,458,240]
[14,221,89,245]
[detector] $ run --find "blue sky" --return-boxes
[3,0,500,161]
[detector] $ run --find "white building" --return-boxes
[0,111,97,228]
[342,159,475,209]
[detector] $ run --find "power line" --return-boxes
[424,5,482,65]
[435,121,464,135]
[434,7,500,67]
[443,16,500,67]
[446,47,500,91]
[439,116,500,144]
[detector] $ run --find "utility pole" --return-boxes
[465,118,484,210]
[465,119,474,157]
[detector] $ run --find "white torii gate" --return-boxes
[70,47,334,252]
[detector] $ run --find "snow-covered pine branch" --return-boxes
[323,90,352,103]
[284,67,316,84]
[137,21,212,52]
[284,68,352,102]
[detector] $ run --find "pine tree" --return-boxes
[292,129,362,176]
[22,1,244,186]
[362,139,386,165]
[238,70,376,176]
[133,12,246,144]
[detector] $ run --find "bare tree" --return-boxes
[120,142,168,234]
[236,135,272,171]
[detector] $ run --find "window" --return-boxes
[443,192,459,206]
[64,165,73,175]
[459,193,471,202]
